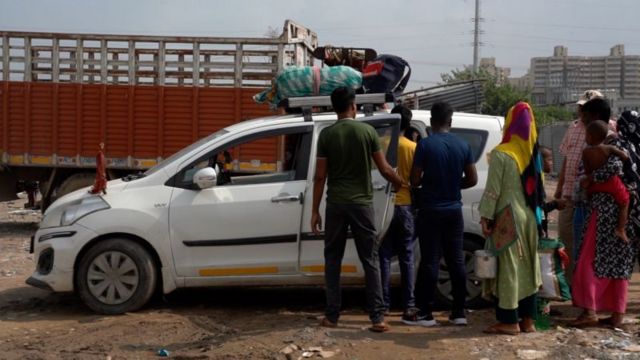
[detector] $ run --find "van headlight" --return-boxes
[60,197,110,226]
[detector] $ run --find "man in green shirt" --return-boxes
[311,87,403,333]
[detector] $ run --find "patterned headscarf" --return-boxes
[495,102,546,236]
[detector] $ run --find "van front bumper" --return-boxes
[27,224,98,292]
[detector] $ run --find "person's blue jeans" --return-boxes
[379,205,416,312]
[573,203,587,261]
[415,207,467,316]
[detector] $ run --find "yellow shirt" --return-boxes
[395,136,417,205]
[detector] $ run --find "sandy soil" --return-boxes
[2,180,640,359]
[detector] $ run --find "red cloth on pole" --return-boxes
[89,144,107,194]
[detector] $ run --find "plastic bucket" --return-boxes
[474,250,497,279]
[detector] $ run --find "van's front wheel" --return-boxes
[76,239,156,314]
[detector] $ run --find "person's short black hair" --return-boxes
[430,101,453,128]
[586,120,609,144]
[331,87,356,113]
[391,105,413,131]
[582,98,611,122]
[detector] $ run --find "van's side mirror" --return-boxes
[193,167,217,189]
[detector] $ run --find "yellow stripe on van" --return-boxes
[301,265,358,273]
[198,266,279,276]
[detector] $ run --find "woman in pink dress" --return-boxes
[571,110,640,329]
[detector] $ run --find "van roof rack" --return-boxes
[279,93,395,121]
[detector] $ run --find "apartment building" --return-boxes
[529,45,640,112]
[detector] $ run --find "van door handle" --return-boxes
[373,183,386,191]
[271,193,301,203]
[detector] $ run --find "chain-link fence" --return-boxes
[538,122,571,175]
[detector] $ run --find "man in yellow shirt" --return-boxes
[379,105,418,318]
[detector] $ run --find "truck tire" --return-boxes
[76,238,157,314]
[52,173,95,202]
[435,236,488,309]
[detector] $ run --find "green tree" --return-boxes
[440,67,577,125]
[440,67,530,117]
[532,105,576,126]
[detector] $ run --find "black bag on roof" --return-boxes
[361,54,411,98]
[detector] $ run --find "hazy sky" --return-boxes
[2,0,639,90]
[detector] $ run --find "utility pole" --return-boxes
[472,0,481,72]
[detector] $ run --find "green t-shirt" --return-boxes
[317,119,381,205]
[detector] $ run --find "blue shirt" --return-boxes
[414,132,473,210]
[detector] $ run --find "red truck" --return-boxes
[0,20,317,209]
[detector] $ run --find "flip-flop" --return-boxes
[519,320,537,333]
[598,317,625,329]
[599,317,614,325]
[369,322,391,333]
[483,324,520,336]
[569,316,599,328]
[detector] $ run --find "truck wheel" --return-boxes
[435,237,488,309]
[76,238,157,314]
[52,173,95,202]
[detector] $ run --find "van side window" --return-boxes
[424,127,487,163]
[449,129,488,162]
[175,127,312,188]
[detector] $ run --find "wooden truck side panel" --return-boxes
[0,81,272,169]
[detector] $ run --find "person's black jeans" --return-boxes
[379,205,416,312]
[415,207,467,316]
[324,203,386,324]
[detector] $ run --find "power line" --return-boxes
[489,19,640,34]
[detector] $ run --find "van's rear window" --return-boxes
[449,129,489,163]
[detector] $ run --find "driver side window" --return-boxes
[176,127,312,188]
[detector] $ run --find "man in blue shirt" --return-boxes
[405,101,478,327]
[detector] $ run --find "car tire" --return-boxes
[76,238,157,314]
[53,173,95,201]
[435,236,488,309]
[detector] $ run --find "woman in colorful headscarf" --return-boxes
[570,110,640,328]
[478,102,545,335]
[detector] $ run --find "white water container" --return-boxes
[474,250,497,279]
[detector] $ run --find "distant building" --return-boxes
[529,45,640,113]
[508,72,532,91]
[479,57,511,85]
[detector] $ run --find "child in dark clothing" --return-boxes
[540,146,565,236]
[581,120,630,243]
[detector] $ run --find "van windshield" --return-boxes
[144,129,229,176]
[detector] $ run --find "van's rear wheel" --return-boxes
[76,239,156,314]
[435,237,486,308]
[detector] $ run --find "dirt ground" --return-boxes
[2,180,640,359]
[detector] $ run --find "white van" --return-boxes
[27,94,503,314]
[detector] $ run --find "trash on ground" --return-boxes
[157,348,170,357]
[516,349,549,359]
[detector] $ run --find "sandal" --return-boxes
[369,322,391,333]
[599,315,625,329]
[483,323,520,336]
[569,315,599,328]
[599,317,614,326]
[519,323,537,333]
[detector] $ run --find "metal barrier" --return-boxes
[538,122,571,175]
